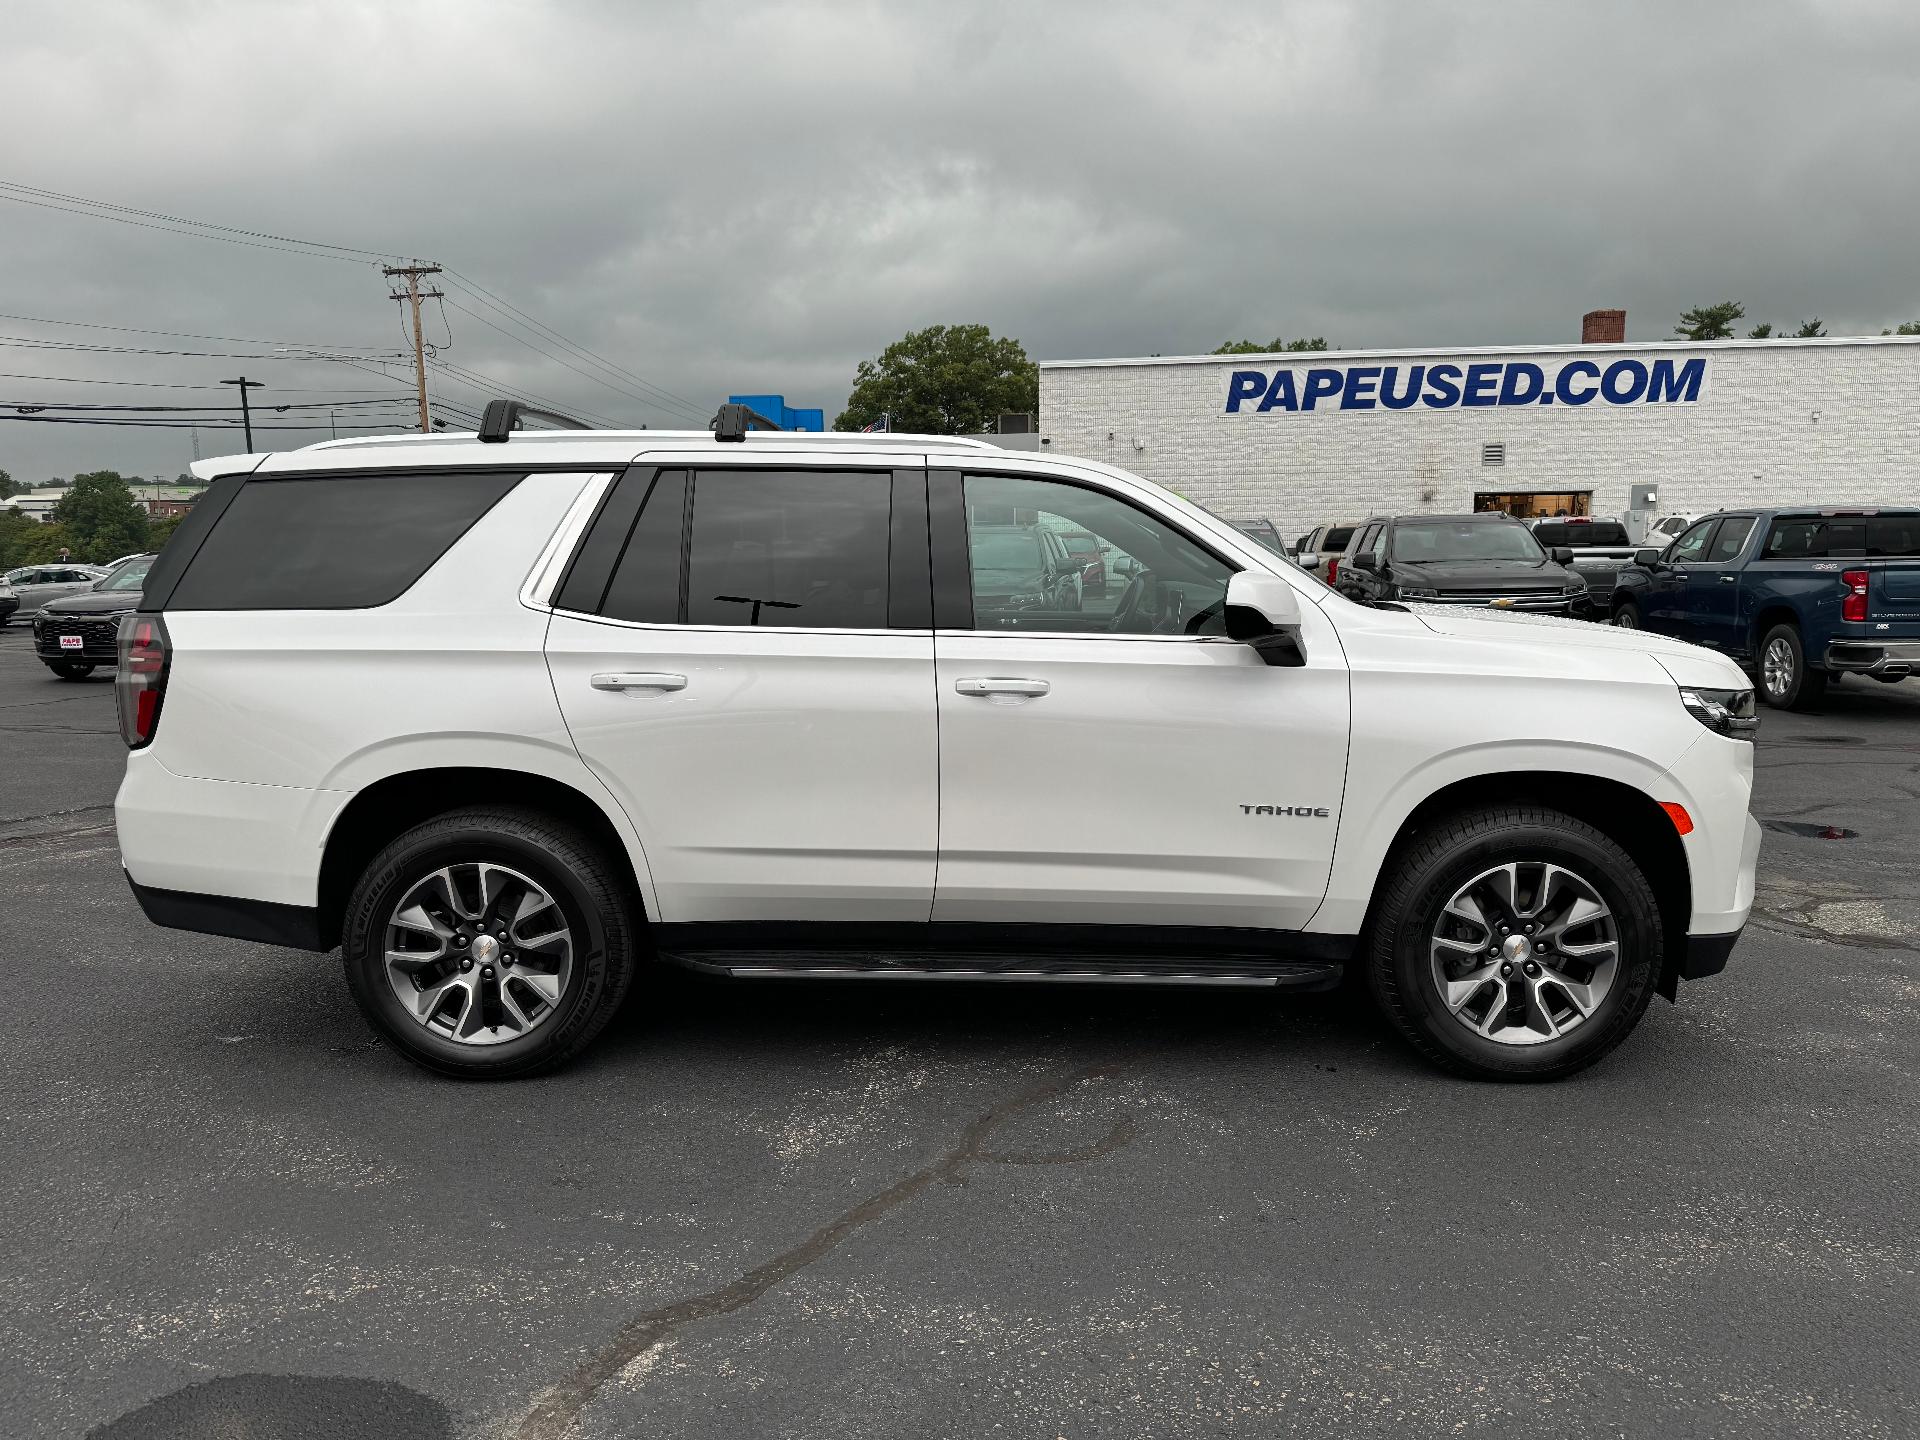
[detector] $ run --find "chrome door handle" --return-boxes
[955,677,1050,698]
[1719,574,1737,583]
[591,672,687,692]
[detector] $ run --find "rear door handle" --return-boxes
[1719,574,1737,583]
[955,677,1050,698]
[591,672,687,692]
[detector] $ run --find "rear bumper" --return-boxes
[126,872,328,951]
[1825,640,1920,679]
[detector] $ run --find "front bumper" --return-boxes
[1404,593,1582,614]
[1825,639,1920,680]
[1681,926,1743,980]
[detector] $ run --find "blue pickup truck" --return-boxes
[1609,508,1920,709]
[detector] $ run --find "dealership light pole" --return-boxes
[221,375,264,450]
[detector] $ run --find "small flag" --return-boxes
[861,412,891,433]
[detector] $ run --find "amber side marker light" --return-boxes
[1659,802,1695,836]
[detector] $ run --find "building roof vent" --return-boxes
[1481,441,1506,467]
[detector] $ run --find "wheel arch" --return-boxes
[1750,603,1802,658]
[316,768,648,950]
[1364,771,1693,1000]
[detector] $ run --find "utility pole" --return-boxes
[222,376,264,450]
[383,262,444,432]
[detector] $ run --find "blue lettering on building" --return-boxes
[1223,356,1708,415]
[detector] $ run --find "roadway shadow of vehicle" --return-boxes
[88,1374,453,1440]
[589,958,1408,1077]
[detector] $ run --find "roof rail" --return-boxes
[710,402,782,442]
[477,398,593,443]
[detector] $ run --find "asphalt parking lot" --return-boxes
[3,624,1917,1440]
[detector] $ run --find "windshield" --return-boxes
[1392,521,1544,563]
[99,556,154,592]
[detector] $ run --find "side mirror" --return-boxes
[1347,551,1378,573]
[1634,548,1662,567]
[1296,551,1319,570]
[1225,571,1306,667]
[1551,546,1575,565]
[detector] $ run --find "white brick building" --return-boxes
[1038,333,1920,539]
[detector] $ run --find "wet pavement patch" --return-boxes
[1761,819,1859,840]
[88,1374,454,1440]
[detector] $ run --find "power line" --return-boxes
[0,309,395,352]
[0,333,408,362]
[0,370,410,392]
[3,397,415,413]
[440,270,706,419]
[0,177,401,265]
[0,414,415,431]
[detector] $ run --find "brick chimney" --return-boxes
[1582,308,1626,344]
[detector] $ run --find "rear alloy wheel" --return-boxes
[1759,622,1826,711]
[47,660,96,680]
[1612,601,1642,630]
[341,807,638,1079]
[1367,805,1662,1080]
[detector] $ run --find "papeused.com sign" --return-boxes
[1222,356,1707,415]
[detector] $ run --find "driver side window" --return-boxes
[1667,519,1718,563]
[961,474,1233,636]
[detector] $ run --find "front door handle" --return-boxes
[591,672,687,692]
[955,677,1050,698]
[1719,574,1737,583]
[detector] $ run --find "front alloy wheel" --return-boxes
[1429,861,1619,1046]
[1366,804,1662,1080]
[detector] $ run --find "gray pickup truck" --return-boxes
[1526,517,1639,619]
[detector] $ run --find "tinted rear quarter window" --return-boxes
[165,472,521,610]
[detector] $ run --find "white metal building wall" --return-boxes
[1038,336,1920,534]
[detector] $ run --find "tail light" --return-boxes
[116,614,171,749]
[1326,556,1340,585]
[1841,569,1869,623]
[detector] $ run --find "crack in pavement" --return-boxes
[0,805,117,848]
[507,1059,1137,1440]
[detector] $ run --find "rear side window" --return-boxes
[687,470,890,628]
[166,472,521,610]
[1323,525,1357,552]
[598,470,687,624]
[1707,516,1755,562]
[1762,517,1867,559]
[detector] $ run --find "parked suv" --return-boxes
[34,553,156,679]
[117,414,1760,1082]
[1335,513,1590,616]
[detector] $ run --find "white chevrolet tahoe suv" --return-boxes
[114,404,1762,1082]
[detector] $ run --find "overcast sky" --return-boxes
[2,0,1917,481]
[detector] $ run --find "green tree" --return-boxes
[1883,321,1920,336]
[52,471,148,562]
[832,324,1039,434]
[1674,301,1745,341]
[1793,318,1826,338]
[1746,323,1774,339]
[1212,336,1330,354]
[0,515,75,568]
[147,512,189,550]
[0,469,15,500]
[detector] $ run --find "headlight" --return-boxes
[1679,687,1758,739]
[1397,586,1440,600]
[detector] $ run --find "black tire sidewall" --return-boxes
[1374,818,1661,1079]
[1759,623,1824,710]
[342,817,619,1077]
[1613,600,1641,629]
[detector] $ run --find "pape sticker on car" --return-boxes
[59,634,83,649]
